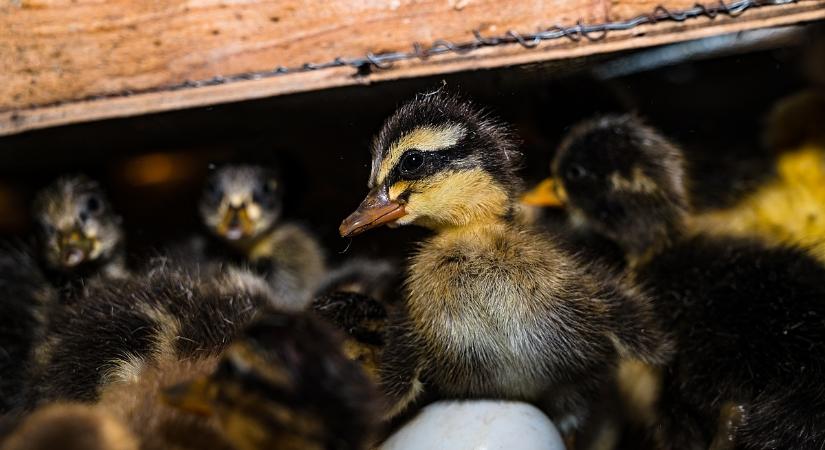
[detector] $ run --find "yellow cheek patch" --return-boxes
[246,203,262,222]
[375,124,465,185]
[405,169,509,228]
[609,167,659,193]
[388,181,411,201]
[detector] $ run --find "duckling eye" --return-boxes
[566,164,588,181]
[263,179,277,194]
[400,150,425,176]
[39,221,56,236]
[85,195,102,215]
[205,181,223,203]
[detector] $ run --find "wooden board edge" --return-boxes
[1,4,823,137]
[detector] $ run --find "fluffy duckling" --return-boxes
[540,114,825,449]
[338,92,670,432]
[22,259,274,407]
[2,356,236,450]
[1,176,125,411]
[692,90,825,261]
[5,310,379,450]
[196,165,325,309]
[163,309,379,450]
[32,175,127,296]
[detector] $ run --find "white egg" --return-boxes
[380,400,565,450]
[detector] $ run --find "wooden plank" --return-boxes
[1,0,823,136]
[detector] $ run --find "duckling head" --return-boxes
[162,310,378,450]
[33,175,123,272]
[340,91,523,237]
[525,115,689,257]
[200,165,283,245]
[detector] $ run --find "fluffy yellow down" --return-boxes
[692,145,825,262]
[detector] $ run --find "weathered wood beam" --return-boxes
[1,0,823,136]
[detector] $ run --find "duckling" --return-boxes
[2,355,237,450]
[3,314,375,450]
[32,174,127,298]
[22,259,274,407]
[163,309,379,450]
[338,92,670,433]
[542,114,825,449]
[194,164,326,309]
[0,176,125,412]
[692,90,825,261]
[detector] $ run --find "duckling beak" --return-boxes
[58,230,93,267]
[340,188,407,238]
[218,206,255,241]
[521,178,566,207]
[161,378,216,417]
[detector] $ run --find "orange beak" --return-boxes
[340,187,407,238]
[521,178,566,207]
[58,229,93,267]
[218,206,254,241]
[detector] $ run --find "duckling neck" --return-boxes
[433,216,513,240]
[622,222,683,267]
[424,190,520,235]
[222,226,276,259]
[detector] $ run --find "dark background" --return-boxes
[0,24,820,264]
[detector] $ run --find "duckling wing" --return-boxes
[252,223,326,310]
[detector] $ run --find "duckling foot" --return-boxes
[709,402,746,450]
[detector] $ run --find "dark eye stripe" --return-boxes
[387,145,465,185]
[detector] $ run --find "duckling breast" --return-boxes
[406,226,616,400]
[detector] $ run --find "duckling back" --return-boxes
[23,260,273,407]
[162,309,381,450]
[1,357,235,450]
[637,234,825,449]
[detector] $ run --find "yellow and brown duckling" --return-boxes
[1,175,126,412]
[21,259,274,408]
[163,309,379,450]
[338,92,670,433]
[33,174,127,296]
[692,90,825,262]
[196,165,325,309]
[534,114,825,449]
[2,355,236,450]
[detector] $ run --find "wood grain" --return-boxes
[1,0,823,136]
